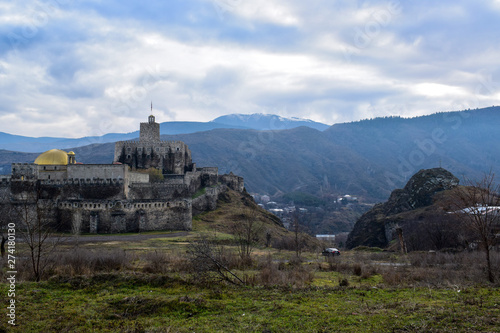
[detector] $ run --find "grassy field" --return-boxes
[1,229,499,332]
[1,275,499,332]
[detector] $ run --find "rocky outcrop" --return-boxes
[402,168,459,209]
[346,168,459,249]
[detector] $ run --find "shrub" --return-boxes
[353,264,362,276]
[52,248,129,277]
[255,254,314,288]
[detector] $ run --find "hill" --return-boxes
[325,107,500,190]
[193,188,316,248]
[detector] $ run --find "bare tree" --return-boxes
[0,202,12,257]
[292,212,306,258]
[187,233,244,285]
[451,173,500,283]
[13,181,60,281]
[232,207,264,265]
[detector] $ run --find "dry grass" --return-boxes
[247,254,315,288]
[141,250,191,274]
[51,248,130,276]
[313,249,500,287]
[4,237,499,289]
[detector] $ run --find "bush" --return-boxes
[353,264,362,276]
[254,254,315,288]
[352,246,384,252]
[52,248,129,277]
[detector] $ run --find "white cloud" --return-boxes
[0,0,500,138]
[211,0,300,26]
[412,83,467,98]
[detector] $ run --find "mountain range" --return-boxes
[0,114,329,153]
[1,107,499,204]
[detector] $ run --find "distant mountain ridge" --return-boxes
[212,113,330,131]
[0,114,329,153]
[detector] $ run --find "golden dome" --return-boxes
[34,149,69,165]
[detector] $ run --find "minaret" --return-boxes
[140,103,160,142]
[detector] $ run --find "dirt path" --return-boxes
[57,231,190,244]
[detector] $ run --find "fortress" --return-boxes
[0,114,243,233]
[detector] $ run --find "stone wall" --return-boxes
[128,183,189,200]
[11,163,38,180]
[57,198,192,233]
[219,173,245,192]
[67,164,127,180]
[114,140,194,174]
[128,172,150,184]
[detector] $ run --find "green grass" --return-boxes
[1,274,499,332]
[192,187,207,199]
[3,210,499,332]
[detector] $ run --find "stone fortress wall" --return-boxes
[1,113,245,234]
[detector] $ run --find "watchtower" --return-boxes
[140,114,160,142]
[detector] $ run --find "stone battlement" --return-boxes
[39,178,125,186]
[197,167,218,174]
[58,199,190,210]
[116,140,187,146]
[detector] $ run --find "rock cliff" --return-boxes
[346,168,459,249]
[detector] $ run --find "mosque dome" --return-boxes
[34,149,69,165]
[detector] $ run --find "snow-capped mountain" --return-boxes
[211,113,330,131]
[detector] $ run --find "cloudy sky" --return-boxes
[1,0,500,138]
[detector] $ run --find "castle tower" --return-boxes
[114,111,194,174]
[140,114,160,142]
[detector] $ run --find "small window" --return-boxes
[176,147,180,151]
[127,147,132,152]
[127,155,131,159]
[156,148,160,152]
